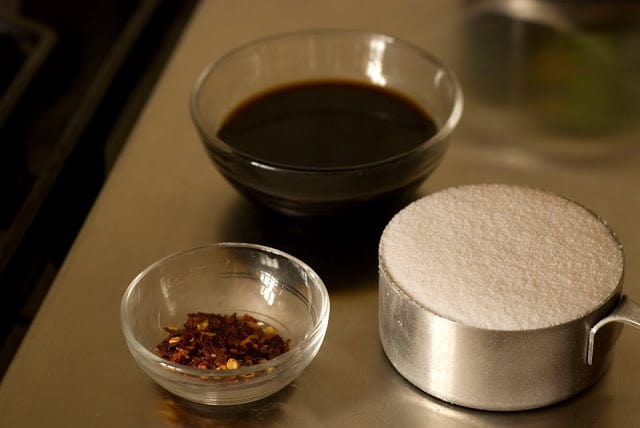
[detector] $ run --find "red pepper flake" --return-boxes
[156,313,291,370]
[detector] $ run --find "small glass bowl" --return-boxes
[190,29,463,216]
[120,242,330,405]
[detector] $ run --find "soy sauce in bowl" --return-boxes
[217,81,438,169]
[191,30,463,216]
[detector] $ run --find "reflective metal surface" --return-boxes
[589,297,640,365]
[1,0,640,426]
[380,264,622,411]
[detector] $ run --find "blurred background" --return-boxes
[458,0,640,162]
[0,0,198,376]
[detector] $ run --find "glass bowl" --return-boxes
[190,30,463,216]
[120,242,330,405]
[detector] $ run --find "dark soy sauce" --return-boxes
[217,81,438,169]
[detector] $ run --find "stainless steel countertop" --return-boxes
[2,1,640,426]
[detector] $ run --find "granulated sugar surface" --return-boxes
[379,184,624,330]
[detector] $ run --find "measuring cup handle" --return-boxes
[587,295,640,365]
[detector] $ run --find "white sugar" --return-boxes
[379,184,624,330]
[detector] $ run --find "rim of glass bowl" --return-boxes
[190,29,464,174]
[120,242,330,379]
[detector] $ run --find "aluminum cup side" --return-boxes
[378,263,622,411]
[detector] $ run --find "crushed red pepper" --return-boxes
[156,312,291,370]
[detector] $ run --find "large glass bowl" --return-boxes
[120,243,330,405]
[190,30,463,216]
